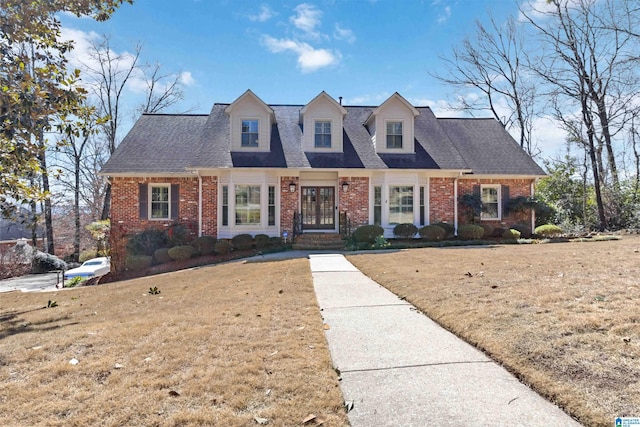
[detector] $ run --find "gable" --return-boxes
[300,92,346,152]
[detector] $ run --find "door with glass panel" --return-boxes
[301,187,335,229]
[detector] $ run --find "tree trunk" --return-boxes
[74,157,81,262]
[100,182,111,220]
[37,142,54,254]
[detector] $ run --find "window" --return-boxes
[314,120,332,148]
[419,187,425,226]
[389,186,413,224]
[481,185,500,220]
[241,119,259,147]
[386,121,403,149]
[150,185,170,219]
[268,185,276,226]
[222,185,229,226]
[235,185,261,225]
[374,186,382,225]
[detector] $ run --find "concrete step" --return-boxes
[293,233,345,250]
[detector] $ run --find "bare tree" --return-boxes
[139,62,185,114]
[434,14,537,154]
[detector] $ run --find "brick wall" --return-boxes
[280,176,299,236]
[458,178,533,226]
[429,177,456,224]
[339,176,370,228]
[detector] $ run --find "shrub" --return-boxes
[65,276,84,288]
[32,251,67,273]
[352,224,384,244]
[503,229,521,240]
[269,236,283,246]
[418,225,446,242]
[509,224,532,238]
[153,248,172,264]
[215,240,232,255]
[433,222,455,239]
[254,234,270,249]
[393,223,418,239]
[457,224,484,240]
[231,234,254,251]
[535,224,563,238]
[168,245,196,261]
[126,255,152,271]
[479,224,494,238]
[127,228,167,256]
[167,223,192,247]
[191,236,217,255]
[491,226,506,238]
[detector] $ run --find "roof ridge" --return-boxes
[142,113,209,117]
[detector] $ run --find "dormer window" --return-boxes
[386,121,403,149]
[241,119,259,147]
[314,120,332,148]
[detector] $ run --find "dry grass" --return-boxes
[0,259,348,427]
[347,236,640,427]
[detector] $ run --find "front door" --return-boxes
[301,186,335,229]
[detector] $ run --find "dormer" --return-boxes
[364,92,419,154]
[300,91,347,153]
[225,90,274,152]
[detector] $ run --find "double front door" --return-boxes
[301,186,335,229]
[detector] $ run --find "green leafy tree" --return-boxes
[0,0,132,219]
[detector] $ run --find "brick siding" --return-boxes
[338,176,370,229]
[458,178,534,227]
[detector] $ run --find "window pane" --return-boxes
[389,186,413,224]
[150,186,169,218]
[374,186,382,225]
[241,120,259,147]
[386,121,403,149]
[314,120,331,148]
[481,187,499,219]
[222,186,228,226]
[268,186,275,226]
[235,185,261,225]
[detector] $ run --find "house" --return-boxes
[101,90,545,269]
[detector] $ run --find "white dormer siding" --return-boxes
[365,93,419,154]
[300,91,347,153]
[225,90,274,152]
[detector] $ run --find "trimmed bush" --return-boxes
[510,224,532,238]
[352,224,384,244]
[254,234,270,249]
[535,224,563,238]
[168,245,196,261]
[418,225,446,242]
[232,233,254,251]
[393,223,418,239]
[269,236,283,246]
[215,240,232,255]
[433,222,455,239]
[126,255,152,271]
[191,236,217,256]
[458,224,484,240]
[503,229,521,240]
[491,226,506,238]
[479,224,494,238]
[153,248,172,264]
[167,223,192,247]
[127,228,168,256]
[32,251,67,273]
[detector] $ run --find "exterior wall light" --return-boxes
[289,182,297,192]
[342,181,349,193]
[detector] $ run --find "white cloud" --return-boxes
[262,35,340,73]
[334,23,356,43]
[346,93,391,105]
[249,4,275,22]
[437,6,451,24]
[290,3,322,39]
[179,71,195,86]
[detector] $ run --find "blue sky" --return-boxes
[58,0,564,154]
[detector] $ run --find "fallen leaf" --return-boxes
[114,363,124,369]
[69,358,79,365]
[323,323,330,330]
[168,390,180,397]
[344,400,354,412]
[265,388,271,396]
[302,414,317,424]
[254,416,269,425]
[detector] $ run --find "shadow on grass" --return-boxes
[0,309,77,341]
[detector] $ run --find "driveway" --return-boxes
[0,272,61,293]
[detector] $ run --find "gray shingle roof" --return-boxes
[101,104,545,176]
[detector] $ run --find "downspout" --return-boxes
[197,172,203,237]
[454,175,459,236]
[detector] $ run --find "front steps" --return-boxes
[292,233,345,251]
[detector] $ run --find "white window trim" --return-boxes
[240,118,260,148]
[218,180,279,236]
[387,184,415,225]
[313,119,332,149]
[480,184,501,221]
[149,183,171,220]
[385,119,404,150]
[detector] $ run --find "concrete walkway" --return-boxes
[309,253,582,427]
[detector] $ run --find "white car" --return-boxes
[64,257,111,280]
